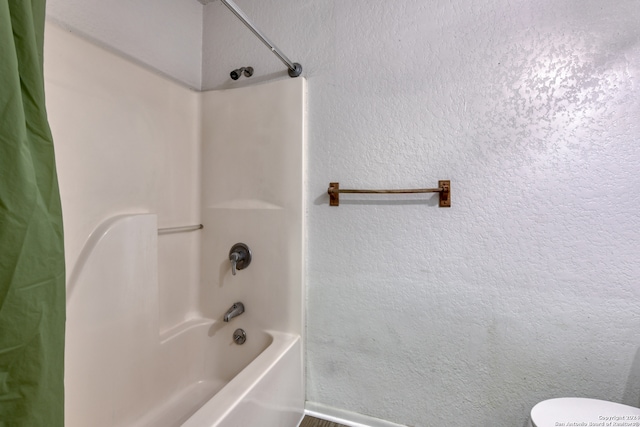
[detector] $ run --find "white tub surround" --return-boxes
[66,214,207,427]
[46,22,306,427]
[199,78,306,336]
[188,77,307,425]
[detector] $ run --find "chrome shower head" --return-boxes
[230,66,254,80]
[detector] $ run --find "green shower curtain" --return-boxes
[0,1,66,426]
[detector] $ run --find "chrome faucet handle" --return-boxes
[230,252,239,275]
[229,243,251,276]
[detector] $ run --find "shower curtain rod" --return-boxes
[220,0,302,78]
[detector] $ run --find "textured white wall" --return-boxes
[46,0,203,89]
[202,1,640,426]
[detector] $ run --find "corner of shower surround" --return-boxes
[61,77,306,426]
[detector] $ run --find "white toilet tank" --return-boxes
[530,398,640,427]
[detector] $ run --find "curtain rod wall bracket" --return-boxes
[288,63,303,78]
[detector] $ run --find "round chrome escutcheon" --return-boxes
[233,328,246,345]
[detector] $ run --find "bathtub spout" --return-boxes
[224,302,245,322]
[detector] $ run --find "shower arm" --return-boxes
[220,0,302,78]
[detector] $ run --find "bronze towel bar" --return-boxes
[328,180,450,207]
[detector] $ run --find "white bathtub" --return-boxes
[65,215,304,427]
[130,322,304,427]
[181,329,303,427]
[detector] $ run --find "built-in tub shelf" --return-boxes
[159,318,215,344]
[327,180,451,207]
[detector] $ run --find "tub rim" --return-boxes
[181,330,301,427]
